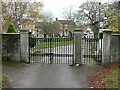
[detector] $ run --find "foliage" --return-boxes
[76,1,105,38]
[89,62,120,88]
[106,1,119,31]
[42,22,53,36]
[42,12,53,35]
[112,31,120,34]
[29,35,36,48]
[52,21,61,35]
[105,68,119,88]
[42,11,62,36]
[1,1,44,32]
[76,1,119,38]
[7,23,16,33]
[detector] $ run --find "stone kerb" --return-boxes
[102,29,112,65]
[19,29,29,62]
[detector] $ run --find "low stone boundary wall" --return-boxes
[111,34,120,63]
[102,29,120,65]
[0,29,120,65]
[1,29,29,62]
[2,33,20,61]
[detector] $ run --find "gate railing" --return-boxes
[81,36,102,65]
[29,36,74,64]
[73,29,103,65]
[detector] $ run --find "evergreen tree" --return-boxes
[7,23,16,33]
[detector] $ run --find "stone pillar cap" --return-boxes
[19,28,29,33]
[74,28,83,32]
[103,29,113,32]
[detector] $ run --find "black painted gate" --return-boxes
[29,37,74,64]
[81,34,103,65]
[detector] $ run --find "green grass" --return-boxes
[36,40,73,49]
[105,68,120,88]
[2,61,26,66]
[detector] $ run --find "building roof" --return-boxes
[58,20,75,25]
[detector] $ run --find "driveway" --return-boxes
[3,63,101,88]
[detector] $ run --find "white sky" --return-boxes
[40,0,87,20]
[4,0,115,20]
[40,0,115,20]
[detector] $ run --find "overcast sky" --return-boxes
[40,0,115,20]
[41,0,87,20]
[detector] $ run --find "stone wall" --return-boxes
[0,34,2,61]
[111,34,120,63]
[102,29,120,65]
[2,34,20,61]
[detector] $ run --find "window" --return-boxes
[65,24,68,27]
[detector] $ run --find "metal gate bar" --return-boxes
[82,34,102,65]
[29,37,74,64]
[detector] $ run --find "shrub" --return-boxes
[29,37,36,48]
[112,31,120,34]
[29,34,36,48]
[7,23,16,33]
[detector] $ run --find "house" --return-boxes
[54,18,76,37]
[83,28,94,38]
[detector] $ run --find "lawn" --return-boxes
[36,40,73,49]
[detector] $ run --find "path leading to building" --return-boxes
[3,63,102,88]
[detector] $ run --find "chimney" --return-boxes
[56,18,58,21]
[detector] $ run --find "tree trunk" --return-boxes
[92,24,99,39]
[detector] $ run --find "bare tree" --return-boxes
[106,1,119,31]
[76,1,119,33]
[75,1,109,38]
[42,11,54,23]
[62,5,76,21]
[42,11,54,36]
[61,5,76,35]
[42,11,62,37]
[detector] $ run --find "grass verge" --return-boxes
[105,68,120,88]
[88,62,120,89]
[2,61,26,66]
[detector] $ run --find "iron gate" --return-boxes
[29,37,74,64]
[81,34,102,65]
